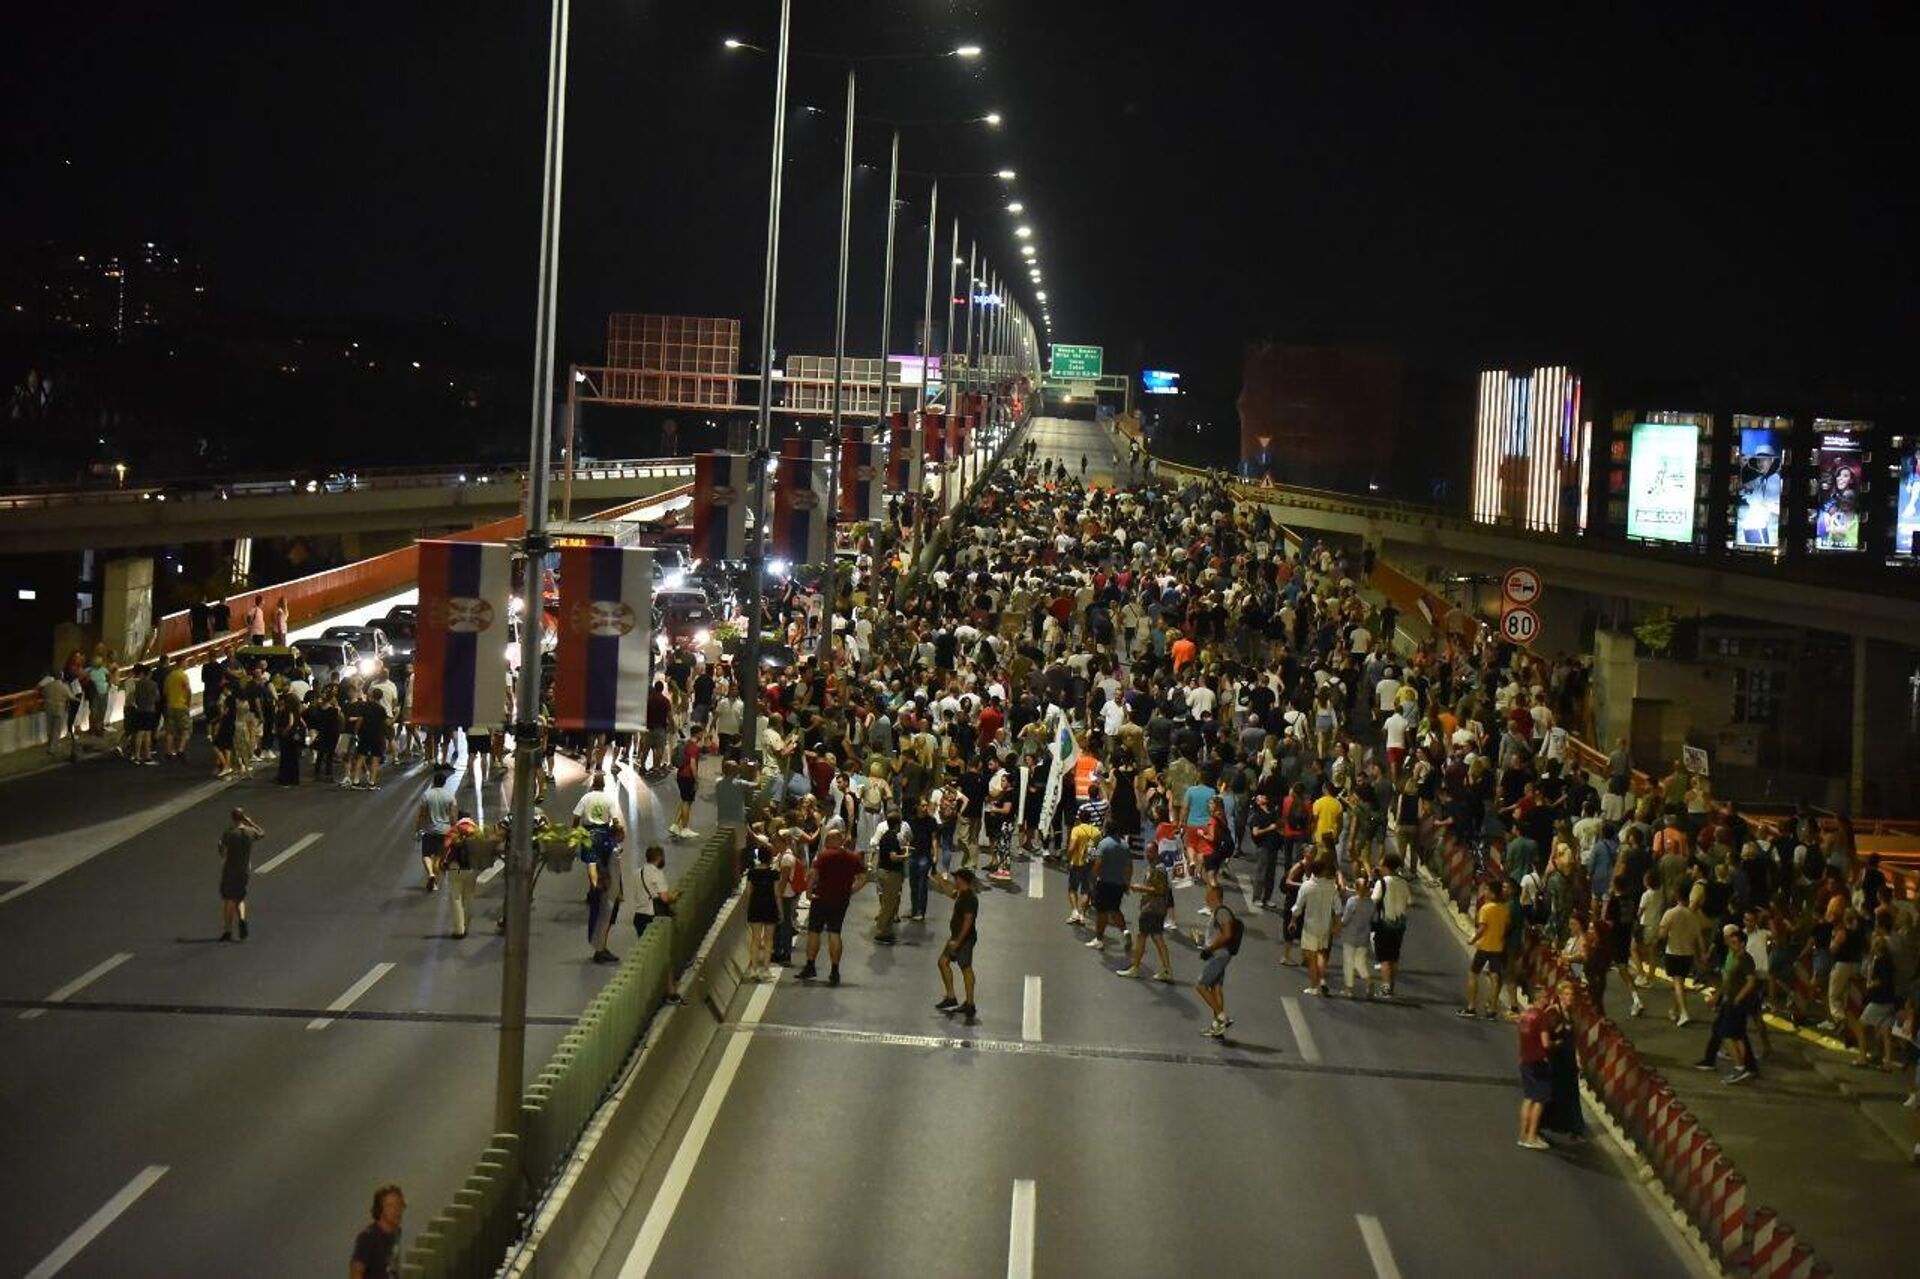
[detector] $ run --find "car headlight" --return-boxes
[664,571,686,590]
[357,657,377,676]
[694,628,711,647]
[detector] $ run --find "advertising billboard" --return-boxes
[1141,369,1180,395]
[1893,437,1920,561]
[1727,416,1789,552]
[1626,421,1700,543]
[1808,421,1870,553]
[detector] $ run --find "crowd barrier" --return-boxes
[399,824,736,1279]
[1429,889,1834,1277]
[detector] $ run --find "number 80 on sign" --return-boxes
[1500,606,1540,645]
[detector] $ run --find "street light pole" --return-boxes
[910,180,937,569]
[498,0,570,1137]
[875,130,900,443]
[941,216,959,515]
[562,364,579,521]
[740,0,792,777]
[817,66,854,673]
[962,240,977,492]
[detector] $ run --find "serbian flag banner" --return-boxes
[887,422,924,494]
[841,437,884,522]
[552,545,655,733]
[413,540,511,728]
[773,439,828,566]
[692,451,748,562]
[923,408,947,464]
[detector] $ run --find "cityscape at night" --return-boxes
[1,3,1915,1275]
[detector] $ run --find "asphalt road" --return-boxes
[585,418,1702,1279]
[0,733,715,1276]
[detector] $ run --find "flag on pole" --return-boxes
[552,544,655,733]
[692,451,748,562]
[772,438,828,566]
[412,539,511,728]
[887,421,924,494]
[1036,717,1080,836]
[841,436,884,522]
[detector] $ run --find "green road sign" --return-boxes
[1048,343,1103,379]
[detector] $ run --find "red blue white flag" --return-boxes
[691,451,749,563]
[772,439,828,566]
[412,540,511,728]
[841,434,884,523]
[552,545,655,734]
[887,421,924,494]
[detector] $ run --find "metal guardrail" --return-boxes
[0,459,692,513]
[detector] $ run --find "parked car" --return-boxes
[655,597,716,650]
[320,624,391,674]
[366,615,415,670]
[292,638,357,687]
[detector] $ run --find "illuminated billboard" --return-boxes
[1893,437,1920,561]
[1626,421,1701,543]
[1141,369,1180,396]
[1808,420,1870,552]
[1471,365,1586,533]
[1726,415,1789,552]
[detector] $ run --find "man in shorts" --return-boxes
[1462,879,1512,1019]
[417,766,457,891]
[932,867,980,1021]
[1516,984,1558,1150]
[1084,829,1133,951]
[1194,882,1242,1037]
[799,827,866,986]
[1117,855,1176,981]
[1292,851,1340,997]
[1064,815,1099,926]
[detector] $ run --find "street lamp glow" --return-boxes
[996,168,1015,180]
[1006,201,1023,213]
[1014,225,1031,238]
[1020,244,1036,256]
[1036,291,1047,301]
[723,37,744,48]
[954,44,982,58]
[984,112,1002,126]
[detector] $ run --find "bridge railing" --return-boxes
[0,458,691,512]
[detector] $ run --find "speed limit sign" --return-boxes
[1501,566,1542,607]
[1500,606,1540,645]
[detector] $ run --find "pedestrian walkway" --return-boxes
[1589,975,1918,1275]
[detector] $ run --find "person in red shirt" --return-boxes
[798,827,867,986]
[976,699,1004,753]
[1516,985,1561,1150]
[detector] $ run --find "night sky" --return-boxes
[8,2,1915,401]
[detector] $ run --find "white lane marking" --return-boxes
[20,952,135,1021]
[1356,1214,1401,1279]
[1282,996,1321,1064]
[618,971,780,1277]
[477,860,504,884]
[24,1164,169,1279]
[307,961,395,1030]
[1027,855,1044,899]
[1022,975,1042,1043]
[0,780,229,906]
[254,832,322,875]
[1006,1178,1036,1279]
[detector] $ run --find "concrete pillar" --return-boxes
[1590,628,1640,756]
[102,556,155,661]
[1852,636,1918,816]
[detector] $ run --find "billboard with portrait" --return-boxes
[1892,437,1920,561]
[1808,423,1869,552]
[1726,418,1788,552]
[1626,421,1699,543]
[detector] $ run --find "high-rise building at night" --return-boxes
[1471,365,1589,534]
[32,242,205,340]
